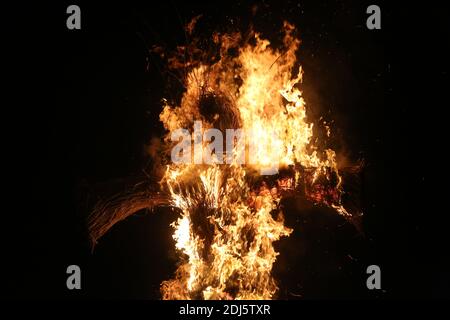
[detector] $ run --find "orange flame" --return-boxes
[158,21,350,300]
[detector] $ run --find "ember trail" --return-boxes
[88,19,361,300]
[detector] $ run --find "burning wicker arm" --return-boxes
[88,187,171,248]
[88,163,362,249]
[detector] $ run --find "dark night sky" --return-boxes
[4,0,450,300]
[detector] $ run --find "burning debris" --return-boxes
[88,19,362,300]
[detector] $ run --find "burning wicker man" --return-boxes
[88,20,362,300]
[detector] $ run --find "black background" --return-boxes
[4,0,449,301]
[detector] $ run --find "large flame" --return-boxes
[157,21,351,300]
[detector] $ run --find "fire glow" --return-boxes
[88,19,360,300]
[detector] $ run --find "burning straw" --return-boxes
[88,187,170,248]
[87,18,363,300]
